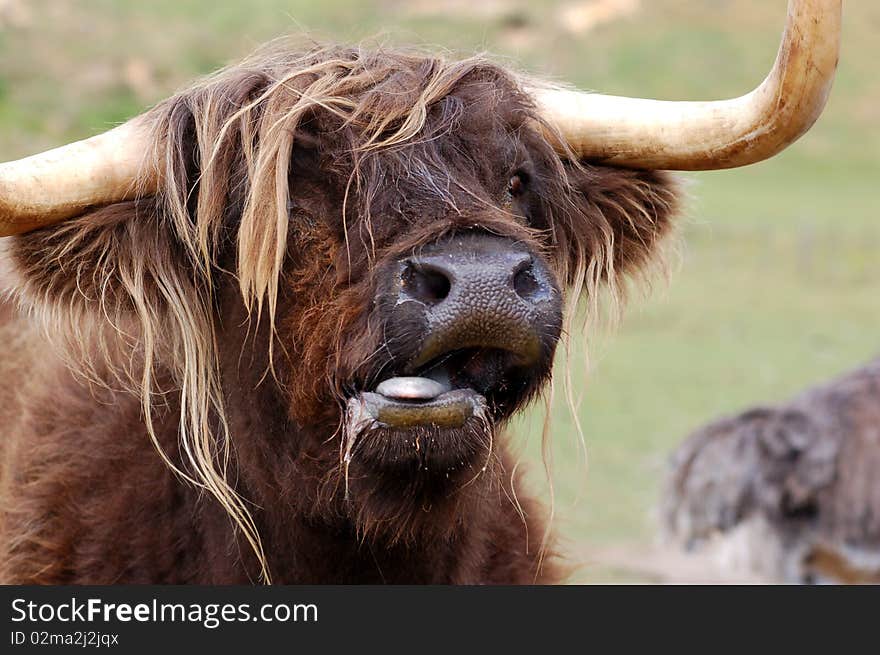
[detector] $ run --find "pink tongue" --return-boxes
[375,376,449,401]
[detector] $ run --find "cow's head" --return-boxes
[0,1,840,576]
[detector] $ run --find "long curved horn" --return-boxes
[532,0,842,170]
[0,116,157,236]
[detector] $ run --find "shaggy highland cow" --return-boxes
[0,0,840,583]
[663,358,880,584]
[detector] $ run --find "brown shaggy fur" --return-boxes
[0,43,678,584]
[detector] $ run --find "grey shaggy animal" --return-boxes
[663,358,880,584]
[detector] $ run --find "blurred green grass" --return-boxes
[2,0,877,582]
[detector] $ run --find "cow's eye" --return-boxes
[507,171,529,198]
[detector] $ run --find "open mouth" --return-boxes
[346,347,518,431]
[354,377,485,429]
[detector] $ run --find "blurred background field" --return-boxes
[2,0,877,582]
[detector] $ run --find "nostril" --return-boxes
[402,262,452,305]
[512,260,542,302]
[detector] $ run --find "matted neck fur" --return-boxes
[0,43,678,583]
